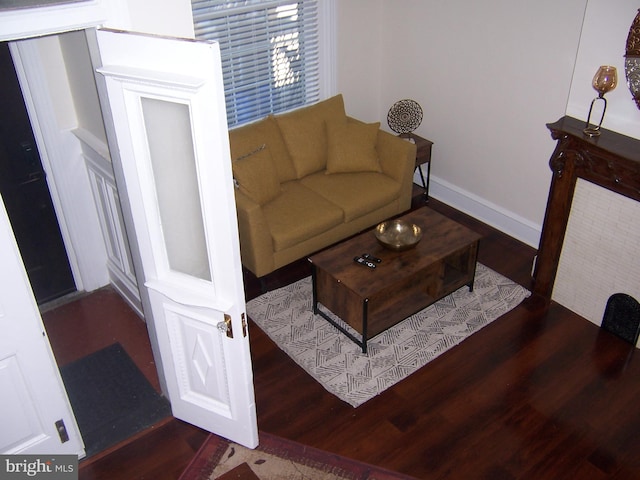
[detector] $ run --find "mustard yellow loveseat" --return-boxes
[229,94,417,278]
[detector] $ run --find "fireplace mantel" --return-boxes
[532,116,640,300]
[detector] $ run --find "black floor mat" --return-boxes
[60,342,171,457]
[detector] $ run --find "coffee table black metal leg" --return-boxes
[467,252,478,292]
[311,264,319,314]
[425,161,431,199]
[310,263,370,353]
[362,298,369,354]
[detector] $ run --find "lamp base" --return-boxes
[583,96,607,138]
[583,126,602,137]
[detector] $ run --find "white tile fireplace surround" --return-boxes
[552,179,640,329]
[533,116,640,348]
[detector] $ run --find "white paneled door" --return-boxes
[0,195,84,455]
[90,29,258,448]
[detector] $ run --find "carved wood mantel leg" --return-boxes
[532,136,579,299]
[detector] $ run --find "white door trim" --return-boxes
[10,37,110,293]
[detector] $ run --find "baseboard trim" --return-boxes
[418,173,542,249]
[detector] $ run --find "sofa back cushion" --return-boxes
[232,145,282,205]
[228,115,297,182]
[325,119,382,174]
[275,94,347,179]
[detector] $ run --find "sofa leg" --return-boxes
[259,276,269,294]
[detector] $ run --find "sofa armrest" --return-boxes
[376,130,417,210]
[234,191,275,277]
[376,129,417,184]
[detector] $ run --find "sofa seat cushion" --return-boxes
[275,94,347,179]
[301,172,401,222]
[263,181,343,252]
[229,115,297,182]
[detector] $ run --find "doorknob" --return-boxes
[217,314,233,338]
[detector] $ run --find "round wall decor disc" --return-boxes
[387,99,423,134]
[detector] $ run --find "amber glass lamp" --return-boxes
[583,65,618,137]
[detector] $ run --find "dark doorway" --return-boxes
[0,42,76,304]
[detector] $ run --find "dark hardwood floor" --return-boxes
[43,193,640,479]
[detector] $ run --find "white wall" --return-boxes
[335,0,383,120]
[31,37,77,130]
[567,0,640,139]
[337,1,592,247]
[59,30,107,145]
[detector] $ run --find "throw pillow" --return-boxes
[275,94,347,178]
[228,116,297,182]
[325,120,382,174]
[232,145,282,205]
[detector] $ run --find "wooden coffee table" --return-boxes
[308,207,481,353]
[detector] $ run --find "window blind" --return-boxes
[191,0,320,127]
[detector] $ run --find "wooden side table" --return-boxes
[401,133,433,201]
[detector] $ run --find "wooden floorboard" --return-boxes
[43,287,161,392]
[43,194,640,479]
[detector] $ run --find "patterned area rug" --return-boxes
[247,263,530,407]
[179,432,417,480]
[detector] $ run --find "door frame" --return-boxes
[1,1,123,297]
[9,38,110,295]
[2,1,157,403]
[0,0,132,43]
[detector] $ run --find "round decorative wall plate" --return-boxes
[387,99,423,135]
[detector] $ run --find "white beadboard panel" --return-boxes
[552,178,640,343]
[76,129,142,316]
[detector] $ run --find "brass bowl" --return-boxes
[374,219,422,251]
